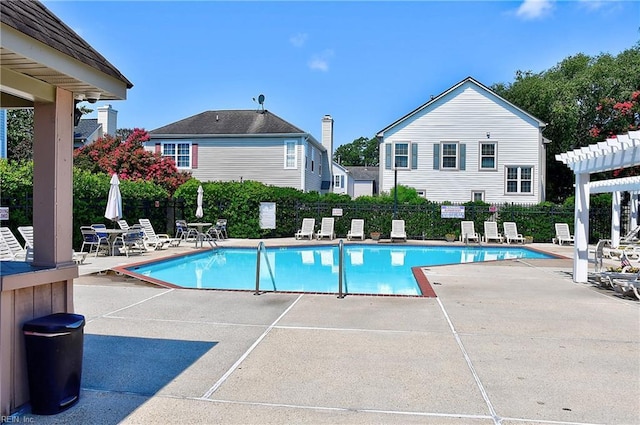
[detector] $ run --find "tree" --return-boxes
[6,109,34,162]
[333,136,379,166]
[492,43,640,201]
[73,128,191,194]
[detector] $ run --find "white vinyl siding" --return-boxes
[284,140,297,169]
[162,142,191,168]
[379,81,543,204]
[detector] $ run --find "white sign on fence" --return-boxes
[440,205,465,219]
[0,207,8,220]
[332,208,343,217]
[259,202,276,229]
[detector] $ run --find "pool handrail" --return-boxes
[338,239,345,299]
[255,241,276,295]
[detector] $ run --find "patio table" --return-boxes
[187,222,212,248]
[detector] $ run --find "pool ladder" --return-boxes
[254,240,347,298]
[254,241,276,294]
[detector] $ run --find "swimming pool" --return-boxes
[123,245,555,296]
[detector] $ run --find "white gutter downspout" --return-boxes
[301,136,308,191]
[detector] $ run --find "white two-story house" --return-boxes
[146,110,333,193]
[376,77,548,204]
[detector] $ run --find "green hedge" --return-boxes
[0,160,616,248]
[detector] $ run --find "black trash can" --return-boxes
[23,313,85,415]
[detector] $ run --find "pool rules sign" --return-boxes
[259,202,276,229]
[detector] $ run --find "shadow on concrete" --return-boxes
[82,334,217,395]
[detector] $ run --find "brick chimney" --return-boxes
[97,104,117,136]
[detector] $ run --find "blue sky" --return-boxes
[44,0,639,148]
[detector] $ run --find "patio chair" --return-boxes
[117,219,130,230]
[295,218,315,240]
[483,221,504,243]
[316,217,335,240]
[80,226,109,257]
[138,219,175,249]
[175,220,197,241]
[390,220,407,242]
[215,219,228,239]
[503,222,525,244]
[347,219,365,241]
[553,223,574,245]
[600,268,640,300]
[117,225,147,257]
[460,221,480,244]
[589,239,611,274]
[0,227,27,260]
[621,224,640,244]
[0,232,17,260]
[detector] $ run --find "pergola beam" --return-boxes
[557,131,640,283]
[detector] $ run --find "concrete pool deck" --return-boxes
[12,239,640,424]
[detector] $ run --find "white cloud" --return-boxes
[577,0,620,12]
[308,49,334,72]
[289,33,308,47]
[516,0,554,20]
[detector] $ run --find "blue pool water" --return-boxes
[126,245,554,296]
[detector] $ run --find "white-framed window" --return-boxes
[441,142,458,169]
[479,142,496,170]
[284,140,297,169]
[334,175,344,188]
[472,191,485,201]
[394,142,410,169]
[162,142,191,168]
[505,166,533,193]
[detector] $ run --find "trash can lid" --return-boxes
[23,313,85,333]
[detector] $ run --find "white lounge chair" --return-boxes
[600,266,640,300]
[483,221,504,243]
[621,224,640,244]
[316,217,335,240]
[460,221,480,244]
[390,220,407,242]
[117,219,130,230]
[554,223,574,245]
[503,222,525,244]
[295,218,315,240]
[0,227,27,260]
[138,219,175,249]
[347,219,365,241]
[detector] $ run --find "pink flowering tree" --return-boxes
[73,128,191,194]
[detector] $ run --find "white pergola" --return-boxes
[556,130,640,283]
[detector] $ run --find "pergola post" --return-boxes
[610,191,621,248]
[573,172,590,283]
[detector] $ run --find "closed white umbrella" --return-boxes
[104,173,123,222]
[195,185,204,219]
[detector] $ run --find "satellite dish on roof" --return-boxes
[253,94,265,112]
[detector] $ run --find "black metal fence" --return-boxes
[0,195,632,248]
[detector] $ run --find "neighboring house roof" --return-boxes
[1,0,133,100]
[150,110,307,137]
[376,76,546,137]
[74,119,100,141]
[347,166,378,181]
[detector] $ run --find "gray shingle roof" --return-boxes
[74,119,100,140]
[347,166,378,181]
[149,110,306,136]
[1,0,133,89]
